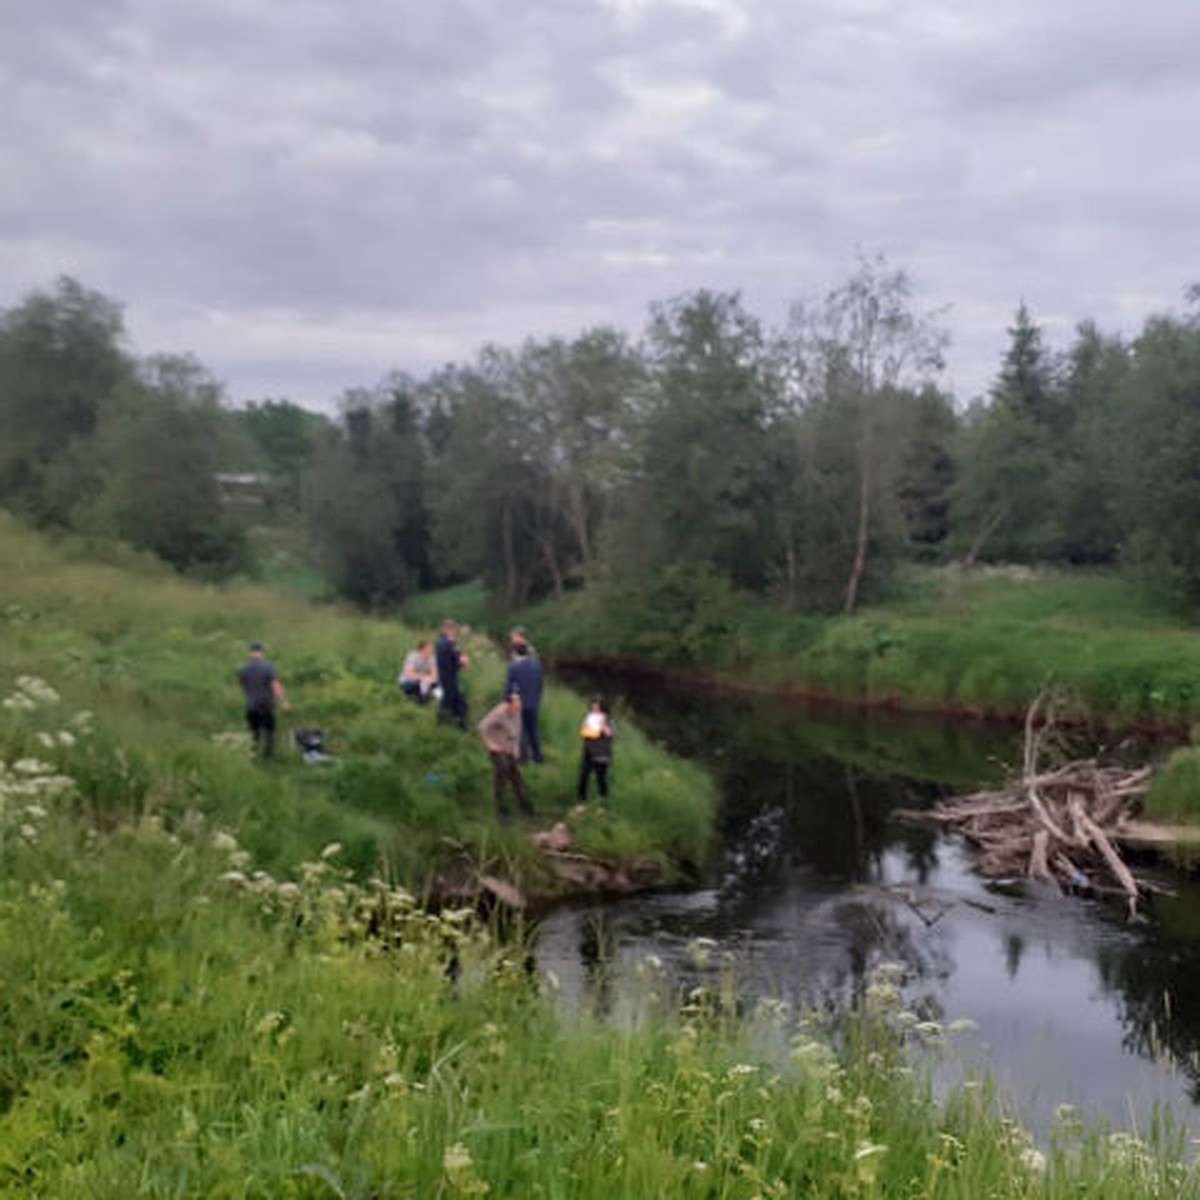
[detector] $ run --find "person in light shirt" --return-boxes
[577,696,616,804]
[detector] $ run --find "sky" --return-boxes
[4,0,1199,410]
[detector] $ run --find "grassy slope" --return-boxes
[0,514,714,887]
[1,521,1197,1194]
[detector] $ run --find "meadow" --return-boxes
[3,517,1199,1195]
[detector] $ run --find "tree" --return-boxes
[301,383,431,608]
[509,329,643,593]
[421,357,547,607]
[950,303,1064,564]
[1051,322,1127,565]
[233,398,327,508]
[783,255,948,611]
[90,355,247,575]
[1109,312,1200,605]
[622,290,777,592]
[0,277,131,523]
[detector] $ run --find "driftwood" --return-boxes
[899,693,1154,915]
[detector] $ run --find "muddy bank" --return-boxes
[429,833,671,915]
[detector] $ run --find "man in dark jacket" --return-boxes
[238,641,289,757]
[435,618,470,729]
[504,630,544,764]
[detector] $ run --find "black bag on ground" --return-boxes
[293,727,333,763]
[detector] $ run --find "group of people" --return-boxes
[236,621,616,823]
[413,619,616,822]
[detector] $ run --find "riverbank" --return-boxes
[0,514,715,897]
[511,566,1200,733]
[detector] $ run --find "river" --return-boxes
[539,667,1200,1139]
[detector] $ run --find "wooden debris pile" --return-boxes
[900,696,1155,913]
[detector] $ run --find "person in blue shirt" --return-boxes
[504,627,544,764]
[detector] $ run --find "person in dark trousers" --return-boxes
[238,641,289,758]
[478,691,533,821]
[504,629,544,764]
[435,618,470,728]
[578,697,615,804]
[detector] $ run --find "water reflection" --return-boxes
[541,667,1198,1135]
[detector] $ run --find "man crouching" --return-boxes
[478,691,533,822]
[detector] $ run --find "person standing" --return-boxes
[478,691,533,821]
[578,697,616,804]
[435,618,470,728]
[238,641,289,758]
[504,630,544,764]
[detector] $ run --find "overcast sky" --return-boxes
[5,0,1199,409]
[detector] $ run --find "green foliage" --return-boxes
[526,564,1200,725]
[302,386,431,609]
[0,835,1192,1196]
[0,276,130,525]
[1147,747,1200,822]
[403,580,492,630]
[1113,315,1200,607]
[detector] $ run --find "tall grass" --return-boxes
[0,513,715,887]
[0,801,1193,1196]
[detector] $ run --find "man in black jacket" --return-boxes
[435,618,470,729]
[504,628,544,764]
[238,641,289,757]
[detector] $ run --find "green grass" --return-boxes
[403,579,492,631]
[0,513,715,889]
[2,518,1198,1195]
[514,565,1200,727]
[1,781,1196,1196]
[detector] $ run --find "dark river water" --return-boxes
[539,667,1200,1138]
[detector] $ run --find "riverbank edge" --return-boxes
[550,652,1197,737]
[551,653,1200,852]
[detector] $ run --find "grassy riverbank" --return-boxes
[0,514,714,889]
[3,521,1198,1195]
[513,566,1200,729]
[5,794,1197,1197]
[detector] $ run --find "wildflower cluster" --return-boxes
[3,674,60,710]
[0,677,95,851]
[211,832,484,964]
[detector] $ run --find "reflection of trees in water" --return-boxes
[717,756,945,897]
[1092,917,1200,1103]
[578,910,618,1018]
[805,894,952,1023]
[557,665,1200,1102]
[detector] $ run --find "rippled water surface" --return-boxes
[539,669,1200,1136]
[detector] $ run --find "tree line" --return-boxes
[3,262,1200,623]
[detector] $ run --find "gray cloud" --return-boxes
[3,0,1199,406]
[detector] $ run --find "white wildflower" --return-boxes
[1019,1147,1047,1173]
[255,1010,286,1036]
